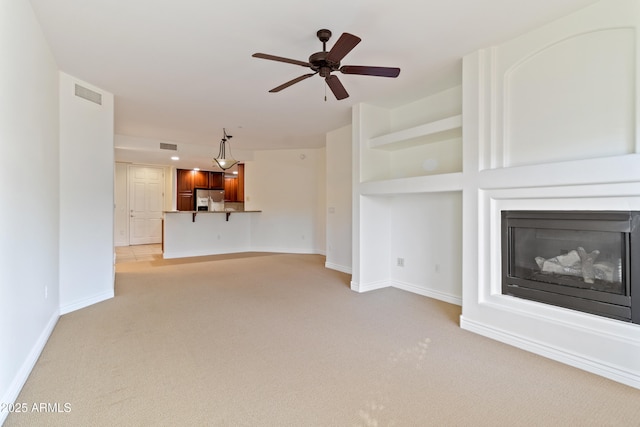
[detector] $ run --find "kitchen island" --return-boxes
[163,210,261,259]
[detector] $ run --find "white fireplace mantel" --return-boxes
[460,0,640,389]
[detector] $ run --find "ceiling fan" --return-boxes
[252,29,400,100]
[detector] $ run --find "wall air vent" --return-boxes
[74,84,102,105]
[159,143,178,151]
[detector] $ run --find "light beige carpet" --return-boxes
[6,253,640,426]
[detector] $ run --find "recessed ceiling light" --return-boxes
[193,168,200,171]
[171,156,179,161]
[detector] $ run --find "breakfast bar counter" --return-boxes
[163,210,262,259]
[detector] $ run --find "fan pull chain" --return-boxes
[324,82,327,102]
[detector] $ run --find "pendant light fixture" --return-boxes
[214,128,238,170]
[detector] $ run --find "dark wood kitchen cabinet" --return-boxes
[176,169,195,211]
[224,177,238,201]
[177,169,207,210]
[194,170,209,188]
[176,169,225,210]
[176,191,194,211]
[178,168,212,190]
[177,169,194,192]
[223,164,244,202]
[209,172,224,189]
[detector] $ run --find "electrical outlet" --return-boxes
[397,258,404,267]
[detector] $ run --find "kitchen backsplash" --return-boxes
[224,202,245,211]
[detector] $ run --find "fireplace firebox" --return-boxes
[502,211,639,324]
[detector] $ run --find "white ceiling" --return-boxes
[29,0,599,169]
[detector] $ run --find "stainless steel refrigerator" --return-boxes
[194,188,225,211]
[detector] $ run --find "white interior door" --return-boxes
[129,166,164,245]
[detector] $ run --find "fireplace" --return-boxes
[502,211,639,324]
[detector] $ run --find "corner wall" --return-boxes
[326,125,353,273]
[0,0,60,421]
[114,162,129,246]
[245,147,326,254]
[59,73,115,314]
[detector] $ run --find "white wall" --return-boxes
[461,0,640,389]
[245,148,326,254]
[390,192,462,304]
[390,86,462,130]
[59,72,115,314]
[114,162,129,246]
[0,0,60,421]
[354,189,463,303]
[325,125,352,273]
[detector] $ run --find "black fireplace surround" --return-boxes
[502,211,639,324]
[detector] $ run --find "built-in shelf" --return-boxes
[368,115,462,151]
[359,172,463,196]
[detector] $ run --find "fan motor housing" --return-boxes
[309,51,339,77]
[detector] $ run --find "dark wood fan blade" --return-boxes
[325,75,349,100]
[269,73,316,93]
[252,53,311,68]
[340,65,401,78]
[325,33,361,63]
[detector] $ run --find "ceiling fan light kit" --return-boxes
[252,29,400,100]
[214,128,238,170]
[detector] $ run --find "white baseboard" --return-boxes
[248,247,320,255]
[162,247,254,259]
[350,280,390,293]
[460,315,640,390]
[0,310,59,425]
[59,290,114,315]
[349,279,462,306]
[325,262,352,274]
[392,281,462,306]
[163,248,322,259]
